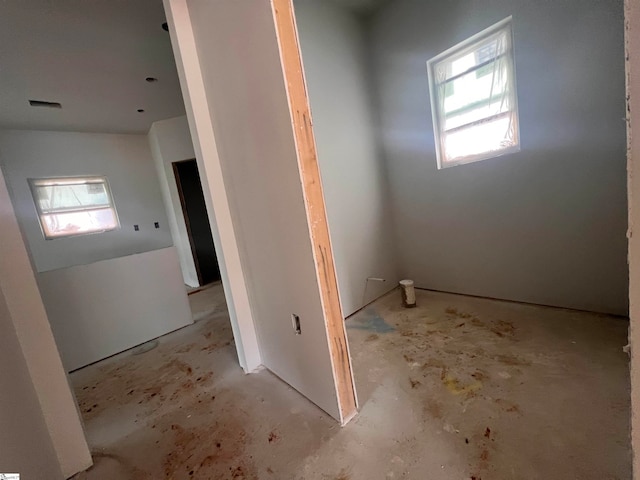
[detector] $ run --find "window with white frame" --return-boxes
[29,176,119,239]
[427,17,520,168]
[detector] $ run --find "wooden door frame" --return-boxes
[625,0,640,473]
[172,158,205,286]
[271,0,358,423]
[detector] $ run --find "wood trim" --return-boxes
[271,0,358,424]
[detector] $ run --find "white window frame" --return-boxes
[29,176,120,239]
[427,17,520,169]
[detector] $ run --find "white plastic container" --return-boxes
[399,279,416,308]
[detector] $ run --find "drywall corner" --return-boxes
[0,165,91,478]
[164,0,262,373]
[0,288,64,479]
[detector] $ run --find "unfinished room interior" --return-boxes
[2,0,640,479]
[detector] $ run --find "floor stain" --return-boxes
[347,308,395,333]
[443,375,483,396]
[495,398,521,414]
[332,469,351,480]
[445,307,473,319]
[424,399,443,419]
[494,354,530,366]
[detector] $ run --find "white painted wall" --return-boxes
[0,166,91,478]
[0,129,173,272]
[0,129,193,371]
[39,247,192,371]
[625,0,639,475]
[167,0,343,420]
[148,115,200,287]
[294,1,398,316]
[369,0,628,315]
[0,290,63,479]
[164,0,262,373]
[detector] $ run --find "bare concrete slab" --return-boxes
[71,286,631,479]
[346,289,631,480]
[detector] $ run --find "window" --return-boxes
[427,17,520,168]
[29,176,119,239]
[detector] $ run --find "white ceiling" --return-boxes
[0,0,390,135]
[0,0,185,134]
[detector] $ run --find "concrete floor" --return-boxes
[70,287,631,479]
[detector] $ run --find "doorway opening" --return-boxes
[173,158,221,287]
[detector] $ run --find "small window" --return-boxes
[427,17,520,168]
[29,176,119,239]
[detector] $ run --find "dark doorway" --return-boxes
[173,159,221,285]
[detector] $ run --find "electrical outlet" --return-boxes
[154,222,160,229]
[291,314,301,335]
[134,224,139,231]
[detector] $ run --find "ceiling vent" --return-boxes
[28,100,62,108]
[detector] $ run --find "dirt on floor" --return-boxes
[347,289,631,480]
[71,285,631,480]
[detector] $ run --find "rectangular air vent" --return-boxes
[28,100,62,108]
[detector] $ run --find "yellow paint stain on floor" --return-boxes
[443,375,483,395]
